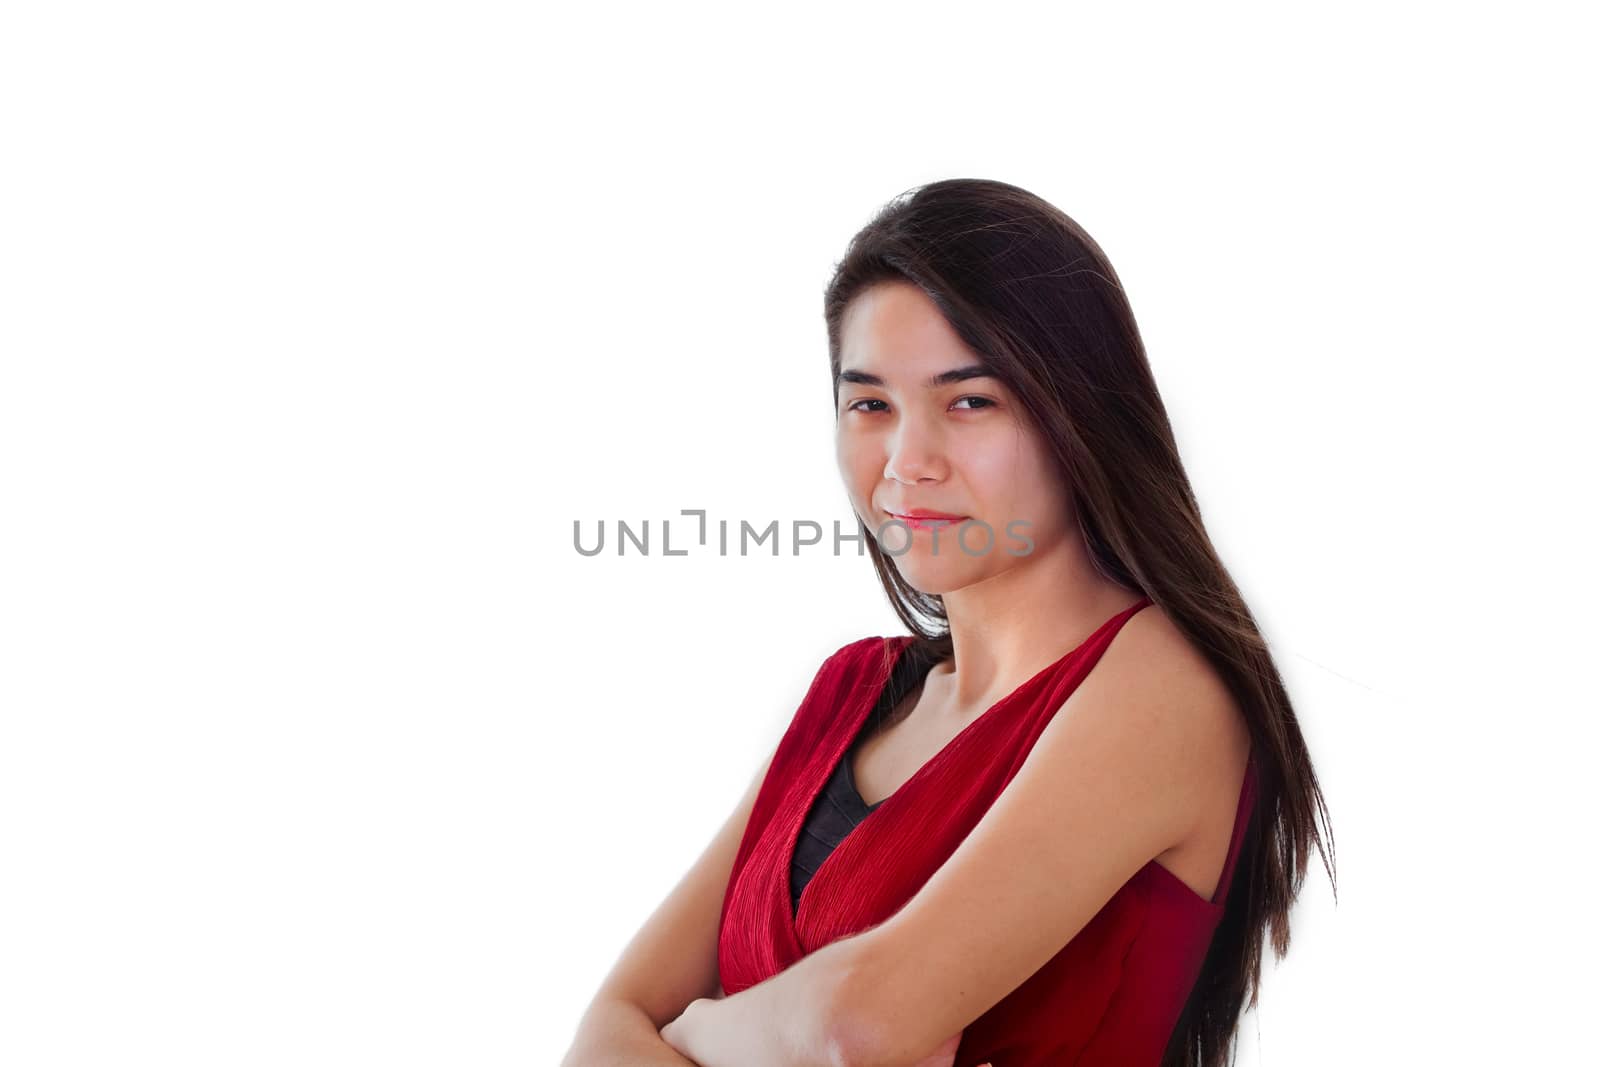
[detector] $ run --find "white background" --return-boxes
[3,2,1595,1064]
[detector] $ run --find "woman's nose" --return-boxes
[884,419,947,484]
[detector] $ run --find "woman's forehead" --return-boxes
[840,306,986,383]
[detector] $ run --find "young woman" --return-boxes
[563,179,1335,1067]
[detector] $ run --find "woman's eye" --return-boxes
[845,396,996,414]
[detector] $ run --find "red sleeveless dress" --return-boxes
[717,597,1259,1066]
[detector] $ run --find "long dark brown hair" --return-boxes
[822,178,1336,1067]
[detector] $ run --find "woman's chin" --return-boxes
[889,557,990,597]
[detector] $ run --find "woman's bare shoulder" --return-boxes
[1105,602,1252,762]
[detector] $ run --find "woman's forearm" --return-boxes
[661,937,859,1067]
[561,997,703,1067]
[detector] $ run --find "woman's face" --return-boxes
[834,281,1074,595]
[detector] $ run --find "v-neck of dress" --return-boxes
[785,596,1154,941]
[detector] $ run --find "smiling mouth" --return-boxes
[888,512,970,529]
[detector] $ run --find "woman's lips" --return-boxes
[888,511,969,530]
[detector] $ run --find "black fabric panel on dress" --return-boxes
[789,642,940,917]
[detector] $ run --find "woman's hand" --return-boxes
[907,1028,992,1067]
[660,997,992,1067]
[658,998,709,1061]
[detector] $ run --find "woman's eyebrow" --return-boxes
[836,364,995,389]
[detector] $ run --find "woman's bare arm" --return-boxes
[560,998,702,1067]
[559,748,777,1063]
